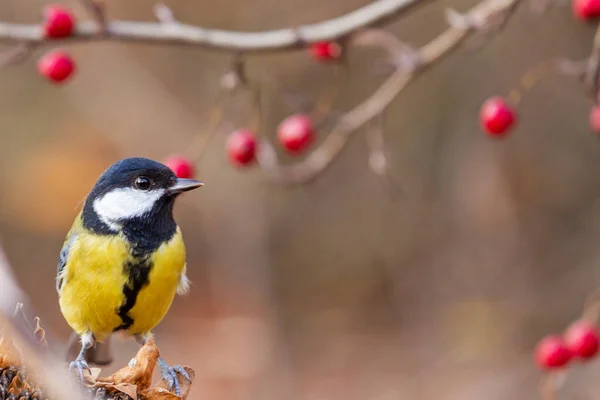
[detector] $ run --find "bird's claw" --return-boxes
[160,364,190,397]
[69,359,91,383]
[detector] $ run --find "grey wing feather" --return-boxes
[56,233,76,293]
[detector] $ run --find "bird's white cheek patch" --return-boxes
[93,187,165,224]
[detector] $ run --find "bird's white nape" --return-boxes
[93,187,165,228]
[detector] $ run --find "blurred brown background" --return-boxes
[1,0,599,399]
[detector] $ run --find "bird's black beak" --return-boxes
[168,178,204,194]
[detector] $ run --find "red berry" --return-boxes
[277,114,315,154]
[37,51,75,83]
[310,42,342,62]
[564,320,600,360]
[589,106,600,133]
[480,96,517,137]
[227,129,257,167]
[43,4,75,39]
[164,156,194,179]
[573,0,600,20]
[535,335,572,370]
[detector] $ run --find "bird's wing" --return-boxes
[56,216,81,293]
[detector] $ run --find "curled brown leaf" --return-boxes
[95,338,159,392]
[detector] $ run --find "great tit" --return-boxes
[56,157,203,395]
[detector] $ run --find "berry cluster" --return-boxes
[162,113,317,177]
[33,5,339,174]
[535,320,600,370]
[37,4,76,83]
[478,0,600,139]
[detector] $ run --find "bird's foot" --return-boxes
[158,360,190,397]
[68,358,91,383]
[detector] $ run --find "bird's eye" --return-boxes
[134,176,152,190]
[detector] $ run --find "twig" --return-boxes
[78,0,107,33]
[584,24,600,102]
[554,57,588,77]
[310,62,349,124]
[0,43,35,67]
[356,29,421,71]
[0,0,432,52]
[249,81,264,134]
[453,0,522,51]
[539,371,568,400]
[366,112,387,176]
[188,56,248,162]
[153,3,176,25]
[188,90,231,162]
[257,0,521,185]
[366,112,405,197]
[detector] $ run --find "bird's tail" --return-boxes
[66,332,113,366]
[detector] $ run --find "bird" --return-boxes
[56,157,203,396]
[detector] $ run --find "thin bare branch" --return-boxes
[366,112,405,196]
[153,3,176,25]
[220,54,249,91]
[0,43,35,67]
[584,23,600,102]
[555,57,588,77]
[352,28,421,71]
[366,113,388,177]
[257,0,521,185]
[188,55,250,162]
[0,0,431,52]
[456,0,522,51]
[311,63,349,123]
[78,0,107,33]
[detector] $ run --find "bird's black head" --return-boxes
[82,157,203,239]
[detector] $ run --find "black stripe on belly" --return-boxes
[112,203,178,332]
[114,256,152,331]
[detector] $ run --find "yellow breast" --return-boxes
[58,227,186,342]
[128,231,186,335]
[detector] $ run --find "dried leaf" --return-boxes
[110,383,138,400]
[153,3,175,23]
[93,339,195,399]
[142,387,180,400]
[83,367,102,385]
[8,372,22,391]
[90,368,102,381]
[95,338,158,392]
